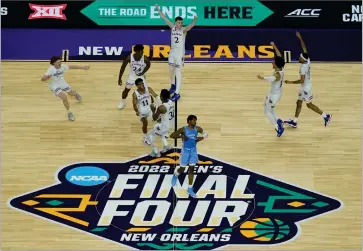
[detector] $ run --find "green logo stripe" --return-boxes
[257,180,317,213]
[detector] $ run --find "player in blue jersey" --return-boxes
[170,115,208,198]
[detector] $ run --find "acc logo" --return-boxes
[9,149,342,250]
[285,9,321,18]
[28,4,67,20]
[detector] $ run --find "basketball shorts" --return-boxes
[168,52,184,68]
[180,148,198,167]
[126,74,147,89]
[265,92,282,107]
[298,86,313,103]
[151,123,169,137]
[49,82,72,96]
[139,106,152,120]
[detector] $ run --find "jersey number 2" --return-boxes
[174,37,179,43]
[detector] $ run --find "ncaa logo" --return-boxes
[65,166,109,186]
[28,4,67,20]
[8,149,342,250]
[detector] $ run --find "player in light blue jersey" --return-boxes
[170,115,208,198]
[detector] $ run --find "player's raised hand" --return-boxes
[194,15,198,20]
[270,42,274,46]
[296,31,302,38]
[257,75,264,80]
[155,4,159,9]
[83,65,90,70]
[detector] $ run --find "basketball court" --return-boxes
[1,61,361,250]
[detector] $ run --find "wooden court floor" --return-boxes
[1,61,361,250]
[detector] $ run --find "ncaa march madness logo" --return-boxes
[9,149,341,250]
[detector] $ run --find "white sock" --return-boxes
[264,105,277,127]
[161,136,168,148]
[321,112,327,118]
[148,132,156,148]
[270,108,279,121]
[169,65,176,86]
[293,117,298,122]
[188,185,193,188]
[175,67,182,94]
[120,98,126,104]
[174,169,180,176]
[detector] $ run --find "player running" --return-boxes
[118,44,151,109]
[257,42,286,137]
[284,32,332,127]
[41,56,89,121]
[170,115,208,198]
[132,78,159,145]
[155,4,198,102]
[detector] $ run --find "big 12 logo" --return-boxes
[28,4,67,20]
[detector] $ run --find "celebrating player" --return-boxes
[118,44,151,110]
[170,115,208,198]
[41,56,89,121]
[147,89,175,157]
[132,78,159,145]
[155,4,198,102]
[284,32,332,127]
[257,42,286,137]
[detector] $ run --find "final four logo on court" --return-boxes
[9,149,342,250]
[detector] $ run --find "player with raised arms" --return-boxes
[132,78,160,145]
[170,115,208,198]
[147,89,175,157]
[41,56,89,121]
[257,42,286,137]
[118,44,151,110]
[155,4,198,102]
[284,32,332,127]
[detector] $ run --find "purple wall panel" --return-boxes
[1,28,361,61]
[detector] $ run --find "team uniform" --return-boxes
[265,69,284,107]
[135,89,152,120]
[169,26,186,68]
[298,59,313,103]
[45,64,71,96]
[180,126,198,167]
[152,100,175,137]
[126,54,147,89]
[284,56,332,127]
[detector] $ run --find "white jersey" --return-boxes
[45,64,69,87]
[300,59,312,88]
[135,89,151,109]
[129,54,146,77]
[269,69,284,95]
[170,25,186,57]
[159,100,174,129]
